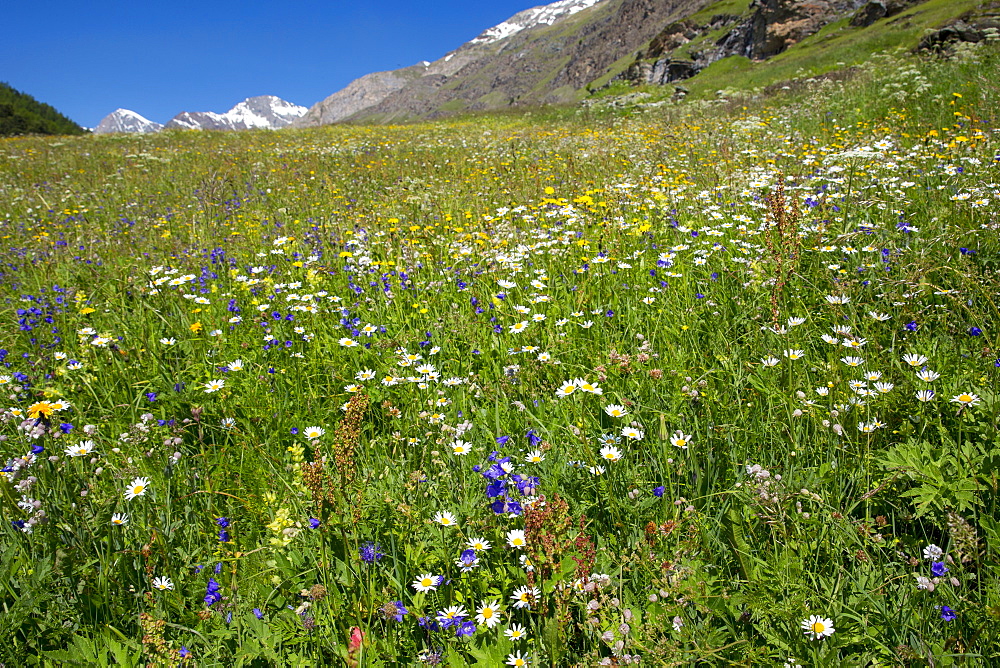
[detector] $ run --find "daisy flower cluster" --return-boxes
[1,46,997,665]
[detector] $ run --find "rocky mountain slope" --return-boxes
[621,0,875,85]
[93,109,163,134]
[295,0,706,125]
[300,0,993,125]
[296,0,711,125]
[295,66,430,128]
[368,0,714,121]
[296,0,608,127]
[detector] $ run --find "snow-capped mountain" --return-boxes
[164,96,307,131]
[469,0,605,45]
[93,109,163,134]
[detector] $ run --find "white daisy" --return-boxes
[432,511,457,527]
[124,477,150,501]
[204,379,225,393]
[599,445,622,462]
[555,381,577,397]
[670,430,692,449]
[510,585,539,609]
[951,392,981,406]
[476,601,503,628]
[65,440,96,457]
[466,537,491,551]
[801,615,835,640]
[303,426,325,439]
[411,574,441,592]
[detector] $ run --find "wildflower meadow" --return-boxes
[2,47,1000,666]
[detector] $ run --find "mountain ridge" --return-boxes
[164,95,308,131]
[94,95,307,134]
[94,109,163,134]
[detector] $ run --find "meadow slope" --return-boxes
[1,46,999,666]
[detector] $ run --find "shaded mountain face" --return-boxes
[294,0,696,125]
[294,67,429,128]
[93,109,163,134]
[359,0,713,121]
[164,96,308,131]
[163,110,228,131]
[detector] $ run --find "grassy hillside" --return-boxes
[0,81,86,136]
[0,42,998,666]
[588,0,993,105]
[684,0,989,99]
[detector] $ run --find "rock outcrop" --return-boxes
[918,14,1000,51]
[850,0,920,28]
[622,0,870,86]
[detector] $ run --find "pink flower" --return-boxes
[348,627,365,653]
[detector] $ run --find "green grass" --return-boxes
[0,43,999,668]
[585,51,647,93]
[684,0,986,98]
[684,0,752,24]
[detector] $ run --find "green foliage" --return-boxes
[880,433,999,519]
[0,81,86,137]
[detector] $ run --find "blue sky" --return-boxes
[3,1,543,128]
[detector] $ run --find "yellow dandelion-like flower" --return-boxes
[27,401,56,419]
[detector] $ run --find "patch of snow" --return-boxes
[470,0,605,45]
[94,108,163,134]
[167,96,307,131]
[221,96,307,129]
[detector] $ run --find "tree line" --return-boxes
[0,81,86,136]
